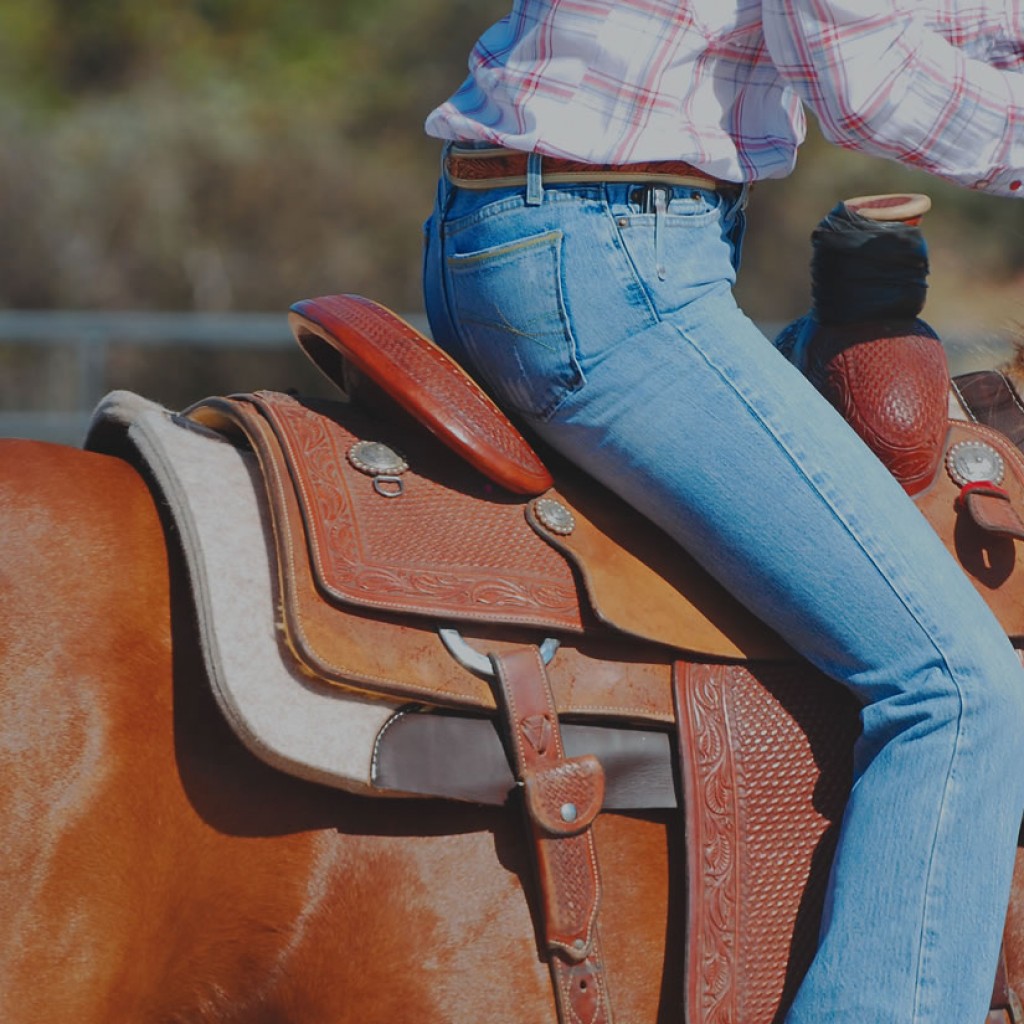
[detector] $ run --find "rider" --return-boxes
[422,2,1024,1022]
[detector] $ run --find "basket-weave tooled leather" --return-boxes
[524,757,605,835]
[814,319,949,494]
[675,661,862,1024]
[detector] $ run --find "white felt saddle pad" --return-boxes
[87,391,399,794]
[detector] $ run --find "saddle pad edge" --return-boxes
[93,394,401,794]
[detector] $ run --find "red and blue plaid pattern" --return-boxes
[425,0,1024,195]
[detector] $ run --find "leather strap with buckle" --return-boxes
[490,646,616,1024]
[446,145,728,192]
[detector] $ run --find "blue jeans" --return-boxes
[422,153,1024,1023]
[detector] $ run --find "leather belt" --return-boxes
[446,145,728,192]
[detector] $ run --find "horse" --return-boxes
[0,435,688,1023]
[3,280,1024,1024]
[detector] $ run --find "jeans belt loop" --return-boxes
[526,152,544,206]
[438,140,456,219]
[652,186,669,281]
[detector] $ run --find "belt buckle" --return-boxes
[632,184,673,213]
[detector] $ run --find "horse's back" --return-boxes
[0,440,170,769]
[0,441,352,1019]
[0,440,171,767]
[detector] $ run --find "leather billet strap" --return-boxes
[490,647,615,1024]
[446,145,728,193]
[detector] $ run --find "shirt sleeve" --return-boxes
[761,0,1024,196]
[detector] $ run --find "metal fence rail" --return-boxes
[0,309,1013,448]
[0,309,430,446]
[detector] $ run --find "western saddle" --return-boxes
[183,196,1024,1024]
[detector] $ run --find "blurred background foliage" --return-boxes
[0,0,504,316]
[2,0,1024,368]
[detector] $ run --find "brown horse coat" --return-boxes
[0,439,683,1023]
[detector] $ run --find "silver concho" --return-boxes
[533,497,576,536]
[347,440,408,477]
[945,439,1005,488]
[348,441,409,498]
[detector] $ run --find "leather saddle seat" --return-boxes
[184,292,1024,1024]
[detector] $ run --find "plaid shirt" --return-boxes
[425,0,1024,196]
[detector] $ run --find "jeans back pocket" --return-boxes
[447,229,584,421]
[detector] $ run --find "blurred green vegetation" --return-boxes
[0,0,506,314]
[2,0,1024,342]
